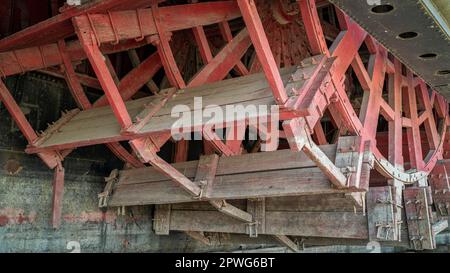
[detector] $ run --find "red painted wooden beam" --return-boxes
[0,39,149,77]
[58,39,92,109]
[0,0,161,51]
[298,0,328,55]
[188,28,252,88]
[237,0,288,105]
[93,52,162,107]
[74,15,132,129]
[71,2,241,47]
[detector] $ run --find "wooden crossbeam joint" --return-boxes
[194,154,253,223]
[335,136,368,191]
[154,204,171,235]
[283,118,349,189]
[130,137,202,197]
[125,87,177,134]
[194,154,220,200]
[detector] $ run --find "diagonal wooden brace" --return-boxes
[191,154,253,223]
[274,235,300,253]
[126,87,177,134]
[283,117,348,189]
[98,169,120,208]
[73,15,133,129]
[203,128,236,157]
[130,137,202,197]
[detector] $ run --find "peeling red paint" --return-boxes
[0,215,8,226]
[0,208,37,226]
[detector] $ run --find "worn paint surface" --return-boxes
[0,151,277,253]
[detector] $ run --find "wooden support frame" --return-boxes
[1,0,450,242]
[107,145,367,207]
[283,118,348,189]
[404,187,435,250]
[130,138,202,197]
[74,19,132,129]
[237,0,288,104]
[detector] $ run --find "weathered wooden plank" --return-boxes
[108,167,351,206]
[367,186,397,241]
[247,198,266,234]
[107,145,359,207]
[404,187,435,250]
[115,145,336,186]
[27,67,301,152]
[265,195,361,212]
[168,210,368,239]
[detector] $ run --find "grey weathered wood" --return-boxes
[185,231,211,246]
[404,187,435,250]
[153,204,171,235]
[274,235,299,253]
[335,136,365,189]
[109,166,354,206]
[247,198,266,234]
[108,146,362,207]
[168,210,368,239]
[31,67,300,151]
[367,186,397,241]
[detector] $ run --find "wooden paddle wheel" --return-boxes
[0,0,449,251]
